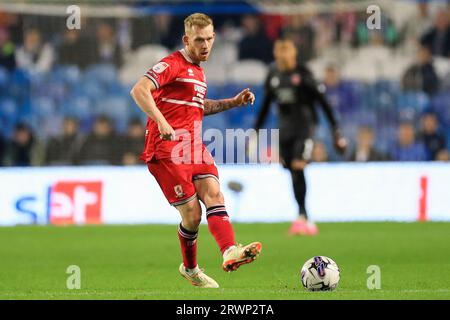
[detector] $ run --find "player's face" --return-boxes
[273,41,297,70]
[184,24,215,63]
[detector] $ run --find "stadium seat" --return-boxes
[94,95,131,132]
[62,95,92,119]
[9,69,31,99]
[396,91,430,121]
[51,65,82,86]
[345,81,368,110]
[341,57,377,82]
[0,97,17,118]
[19,98,32,118]
[31,96,56,119]
[119,44,170,85]
[209,43,238,68]
[383,54,413,81]
[0,98,18,136]
[365,80,397,110]
[376,125,398,153]
[84,64,117,88]
[376,107,399,127]
[204,43,238,85]
[228,60,268,85]
[40,78,67,101]
[203,62,228,85]
[107,81,130,97]
[118,65,141,86]
[34,114,64,139]
[135,44,170,65]
[73,78,106,100]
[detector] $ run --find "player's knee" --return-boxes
[205,190,224,205]
[183,215,201,230]
[180,201,202,230]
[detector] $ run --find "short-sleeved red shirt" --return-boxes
[140,49,208,162]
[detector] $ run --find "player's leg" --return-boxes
[175,198,219,288]
[288,139,318,235]
[279,139,308,235]
[193,176,262,272]
[147,159,218,288]
[288,162,311,235]
[175,197,201,271]
[193,176,234,253]
[290,160,308,219]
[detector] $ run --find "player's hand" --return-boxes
[233,88,255,107]
[333,128,348,155]
[158,120,176,141]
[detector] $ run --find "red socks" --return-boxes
[206,205,236,254]
[178,205,235,267]
[178,223,198,269]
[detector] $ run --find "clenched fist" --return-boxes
[233,88,255,107]
[158,120,176,141]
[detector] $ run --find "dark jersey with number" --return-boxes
[255,64,338,140]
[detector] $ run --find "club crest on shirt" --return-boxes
[291,73,301,86]
[152,62,169,74]
[174,185,185,198]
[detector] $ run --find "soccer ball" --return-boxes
[300,256,340,291]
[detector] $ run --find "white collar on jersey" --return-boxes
[179,48,200,66]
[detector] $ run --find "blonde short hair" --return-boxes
[184,13,213,33]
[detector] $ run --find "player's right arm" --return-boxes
[130,77,175,141]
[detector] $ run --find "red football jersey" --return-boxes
[140,49,208,162]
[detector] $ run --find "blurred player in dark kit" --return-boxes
[255,38,347,236]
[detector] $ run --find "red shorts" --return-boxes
[147,158,219,206]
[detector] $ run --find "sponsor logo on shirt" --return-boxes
[152,62,169,74]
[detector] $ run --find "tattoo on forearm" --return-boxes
[204,99,236,115]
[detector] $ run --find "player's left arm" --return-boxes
[204,88,255,116]
[305,78,348,154]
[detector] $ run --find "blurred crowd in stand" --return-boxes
[0,1,449,166]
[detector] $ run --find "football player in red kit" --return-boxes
[130,13,261,288]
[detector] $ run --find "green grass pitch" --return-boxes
[0,222,449,300]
